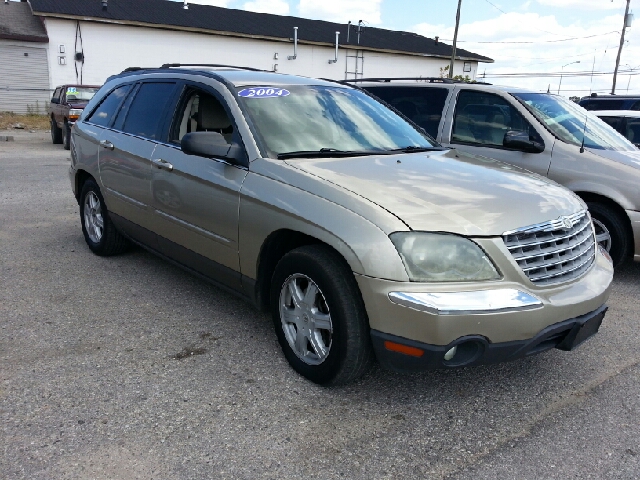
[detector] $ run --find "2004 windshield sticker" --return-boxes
[238,87,290,99]
[66,87,78,95]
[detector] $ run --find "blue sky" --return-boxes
[180,0,639,95]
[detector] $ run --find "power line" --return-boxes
[483,69,640,78]
[441,30,619,44]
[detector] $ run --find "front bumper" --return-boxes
[371,304,607,372]
[356,239,613,349]
[627,209,640,261]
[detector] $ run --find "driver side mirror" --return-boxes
[503,130,545,154]
[181,132,247,167]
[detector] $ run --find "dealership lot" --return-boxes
[1,133,639,479]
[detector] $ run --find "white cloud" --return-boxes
[243,0,290,15]
[536,0,623,9]
[298,0,382,25]
[413,12,640,95]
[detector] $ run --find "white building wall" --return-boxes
[43,18,479,88]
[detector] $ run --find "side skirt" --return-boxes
[110,213,258,307]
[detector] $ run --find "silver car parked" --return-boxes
[69,66,613,385]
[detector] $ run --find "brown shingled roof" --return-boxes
[0,1,48,43]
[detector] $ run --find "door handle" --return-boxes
[151,158,174,172]
[99,140,114,150]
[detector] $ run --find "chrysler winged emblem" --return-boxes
[561,216,573,229]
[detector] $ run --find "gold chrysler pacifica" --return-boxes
[69,66,613,385]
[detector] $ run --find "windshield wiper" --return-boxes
[385,146,446,153]
[277,148,386,160]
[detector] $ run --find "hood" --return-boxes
[285,149,583,236]
[67,101,90,109]
[586,147,640,169]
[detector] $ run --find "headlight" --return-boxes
[69,109,83,119]
[390,232,501,282]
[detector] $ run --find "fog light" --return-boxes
[444,346,457,361]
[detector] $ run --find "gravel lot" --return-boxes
[1,132,639,479]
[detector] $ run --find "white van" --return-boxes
[358,79,640,266]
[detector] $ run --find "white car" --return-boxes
[593,110,640,148]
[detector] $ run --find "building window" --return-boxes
[463,62,471,73]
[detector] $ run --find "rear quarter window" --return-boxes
[86,85,132,127]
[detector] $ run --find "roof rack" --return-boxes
[120,64,268,74]
[342,77,492,85]
[159,63,266,72]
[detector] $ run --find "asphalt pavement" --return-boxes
[1,132,639,479]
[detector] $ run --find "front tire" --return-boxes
[79,179,129,256]
[270,245,374,386]
[50,117,62,144]
[587,202,630,267]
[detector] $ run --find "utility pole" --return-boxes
[449,0,462,79]
[612,0,632,94]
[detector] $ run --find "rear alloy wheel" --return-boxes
[587,202,630,267]
[63,123,71,150]
[80,180,129,256]
[270,245,374,386]
[50,118,63,144]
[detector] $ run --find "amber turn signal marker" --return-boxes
[384,341,424,357]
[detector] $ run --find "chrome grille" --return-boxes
[503,210,596,286]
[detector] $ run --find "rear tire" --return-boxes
[270,245,374,386]
[63,123,71,150]
[79,179,129,256]
[587,202,630,267]
[50,117,62,144]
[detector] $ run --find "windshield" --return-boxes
[236,85,437,158]
[65,87,98,102]
[512,93,636,151]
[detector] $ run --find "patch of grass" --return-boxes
[0,112,50,131]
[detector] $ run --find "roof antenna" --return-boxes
[183,0,188,9]
[357,20,363,45]
[579,114,588,153]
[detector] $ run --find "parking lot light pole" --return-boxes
[558,61,580,95]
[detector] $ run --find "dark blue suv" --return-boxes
[579,94,640,111]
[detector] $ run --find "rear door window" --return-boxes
[624,118,640,144]
[452,90,541,147]
[121,82,177,140]
[598,116,622,132]
[86,84,132,127]
[365,86,448,138]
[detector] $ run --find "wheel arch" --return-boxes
[74,169,95,204]
[576,191,635,252]
[253,229,354,312]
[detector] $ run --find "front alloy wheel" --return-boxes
[270,245,374,386]
[279,274,333,366]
